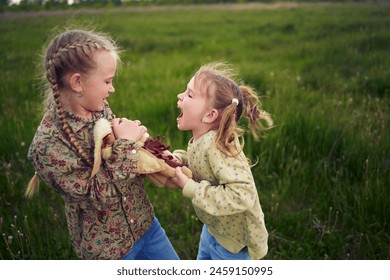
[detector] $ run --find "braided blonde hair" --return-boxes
[194,63,273,157]
[26,29,120,198]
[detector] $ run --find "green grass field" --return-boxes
[0,2,389,260]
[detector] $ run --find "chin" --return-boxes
[176,123,186,131]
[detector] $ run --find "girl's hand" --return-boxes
[162,150,182,165]
[112,118,147,142]
[172,167,190,189]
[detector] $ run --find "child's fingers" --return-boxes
[139,125,147,133]
[111,118,147,142]
[173,167,189,189]
[112,118,120,127]
[175,166,183,176]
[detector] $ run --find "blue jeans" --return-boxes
[197,225,250,260]
[122,217,179,260]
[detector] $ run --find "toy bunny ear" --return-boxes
[137,149,165,174]
[91,118,113,178]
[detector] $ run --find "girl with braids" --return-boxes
[26,29,179,260]
[172,63,273,260]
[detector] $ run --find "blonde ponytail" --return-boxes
[240,85,273,140]
[216,101,243,157]
[25,172,39,198]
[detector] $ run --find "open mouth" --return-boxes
[177,111,183,121]
[177,103,183,121]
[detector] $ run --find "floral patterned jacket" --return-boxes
[28,103,154,259]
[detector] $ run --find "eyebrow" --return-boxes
[187,86,196,96]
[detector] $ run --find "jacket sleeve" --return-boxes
[28,130,140,207]
[172,149,189,165]
[182,146,258,216]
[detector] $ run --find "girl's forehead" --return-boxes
[93,51,117,74]
[96,51,116,66]
[194,73,215,97]
[188,76,196,87]
[193,73,207,89]
[188,76,201,92]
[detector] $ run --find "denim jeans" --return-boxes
[197,224,250,260]
[122,217,179,260]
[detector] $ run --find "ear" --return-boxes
[69,73,83,93]
[202,109,219,124]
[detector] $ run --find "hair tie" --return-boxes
[232,98,239,105]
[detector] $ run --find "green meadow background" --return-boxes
[0,2,389,260]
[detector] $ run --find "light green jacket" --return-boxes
[174,130,268,260]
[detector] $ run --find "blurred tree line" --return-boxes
[2,0,359,12]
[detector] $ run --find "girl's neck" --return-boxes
[192,120,220,141]
[60,92,93,120]
[192,127,215,142]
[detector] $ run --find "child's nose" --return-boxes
[177,92,183,100]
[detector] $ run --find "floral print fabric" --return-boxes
[28,103,154,259]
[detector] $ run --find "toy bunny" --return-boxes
[91,118,192,188]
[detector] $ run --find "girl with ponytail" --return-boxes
[173,63,273,260]
[26,28,178,260]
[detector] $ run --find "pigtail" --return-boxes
[197,63,243,157]
[47,50,92,166]
[25,173,39,198]
[216,100,244,157]
[240,85,273,140]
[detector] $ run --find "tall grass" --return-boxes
[0,3,389,259]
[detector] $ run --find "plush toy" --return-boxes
[91,118,192,188]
